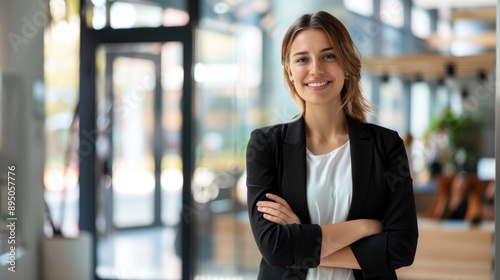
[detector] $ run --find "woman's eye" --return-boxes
[296,57,308,63]
[324,54,336,60]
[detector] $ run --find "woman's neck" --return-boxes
[304,105,348,154]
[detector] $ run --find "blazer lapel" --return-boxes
[346,117,373,220]
[282,118,311,224]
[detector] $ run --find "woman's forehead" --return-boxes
[290,29,334,51]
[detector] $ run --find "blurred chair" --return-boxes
[425,173,483,221]
[482,180,495,221]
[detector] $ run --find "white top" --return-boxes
[305,140,355,280]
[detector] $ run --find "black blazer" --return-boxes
[246,116,418,279]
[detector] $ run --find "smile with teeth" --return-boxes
[306,81,330,87]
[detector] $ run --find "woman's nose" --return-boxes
[309,59,324,75]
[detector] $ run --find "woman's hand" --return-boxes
[257,193,301,224]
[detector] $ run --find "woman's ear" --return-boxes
[285,64,293,83]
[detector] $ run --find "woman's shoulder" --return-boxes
[364,122,399,137]
[250,120,296,138]
[246,122,293,159]
[358,121,403,147]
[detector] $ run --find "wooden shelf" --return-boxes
[427,32,496,49]
[362,52,495,79]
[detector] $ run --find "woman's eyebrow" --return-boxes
[292,51,308,57]
[292,47,334,57]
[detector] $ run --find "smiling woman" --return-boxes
[281,12,371,126]
[246,11,418,280]
[285,29,346,111]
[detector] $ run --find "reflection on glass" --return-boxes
[112,57,155,227]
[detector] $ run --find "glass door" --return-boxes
[94,42,185,279]
[79,2,196,279]
[105,51,159,229]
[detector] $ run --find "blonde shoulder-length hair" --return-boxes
[281,11,372,122]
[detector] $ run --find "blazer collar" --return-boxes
[284,118,305,145]
[282,118,309,223]
[282,115,374,222]
[345,116,373,220]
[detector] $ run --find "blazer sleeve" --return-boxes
[351,131,419,279]
[246,128,322,268]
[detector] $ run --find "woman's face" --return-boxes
[286,28,346,108]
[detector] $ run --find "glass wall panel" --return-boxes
[379,77,404,133]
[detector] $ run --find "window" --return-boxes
[409,82,431,187]
[411,6,431,39]
[344,0,374,17]
[86,0,189,29]
[410,82,430,138]
[380,0,404,28]
[378,77,404,133]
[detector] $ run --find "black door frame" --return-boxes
[78,1,199,279]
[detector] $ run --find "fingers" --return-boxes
[265,193,292,208]
[257,201,291,215]
[257,193,301,224]
[257,205,294,223]
[262,213,287,225]
[258,193,292,213]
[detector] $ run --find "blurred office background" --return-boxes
[0,0,498,279]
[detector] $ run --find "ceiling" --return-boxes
[413,0,496,9]
[362,1,496,79]
[362,52,495,79]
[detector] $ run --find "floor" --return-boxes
[96,226,258,280]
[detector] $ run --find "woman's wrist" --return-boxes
[319,219,380,258]
[360,219,383,236]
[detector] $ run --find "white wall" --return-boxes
[0,0,45,279]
